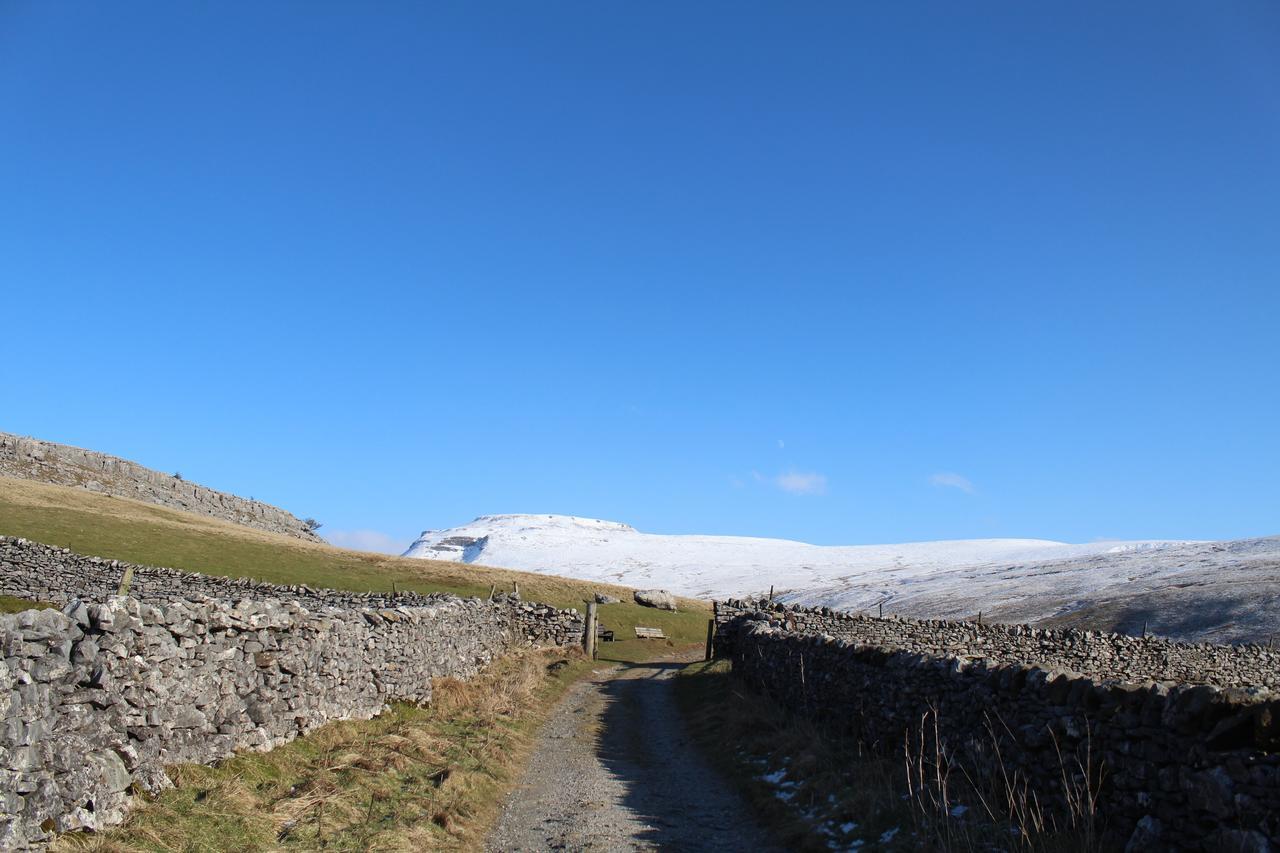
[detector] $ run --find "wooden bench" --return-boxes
[596,623,615,642]
[634,626,666,640]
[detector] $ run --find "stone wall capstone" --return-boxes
[0,433,320,541]
[716,599,1280,851]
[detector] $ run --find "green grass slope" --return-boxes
[0,476,708,662]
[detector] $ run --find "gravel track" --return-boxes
[486,653,781,851]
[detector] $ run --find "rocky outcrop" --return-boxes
[717,599,1280,850]
[0,432,320,542]
[405,534,489,562]
[634,589,677,611]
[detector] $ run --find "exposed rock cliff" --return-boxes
[0,431,320,541]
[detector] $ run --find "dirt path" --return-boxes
[486,652,781,852]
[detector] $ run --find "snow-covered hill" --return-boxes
[404,515,1280,643]
[403,514,1185,599]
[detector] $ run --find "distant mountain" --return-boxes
[405,515,1280,644]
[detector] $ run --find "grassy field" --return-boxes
[0,476,709,661]
[57,648,600,852]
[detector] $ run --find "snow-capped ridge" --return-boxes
[419,514,638,536]
[403,514,1189,597]
[404,515,1279,644]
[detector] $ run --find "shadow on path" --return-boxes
[592,659,782,851]
[486,655,781,851]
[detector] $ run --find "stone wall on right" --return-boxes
[714,598,1280,689]
[717,600,1280,851]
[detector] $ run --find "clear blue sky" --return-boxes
[3,3,1277,552]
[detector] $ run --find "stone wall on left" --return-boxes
[0,536,584,648]
[0,538,586,848]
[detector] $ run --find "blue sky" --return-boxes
[2,3,1278,552]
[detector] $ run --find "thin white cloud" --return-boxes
[777,439,785,449]
[324,529,412,555]
[930,472,976,495]
[774,470,828,496]
[745,469,827,495]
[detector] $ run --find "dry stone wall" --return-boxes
[0,537,583,647]
[0,538,585,847]
[714,598,1280,689]
[0,432,319,542]
[716,600,1280,851]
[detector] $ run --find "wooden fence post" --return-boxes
[583,601,598,659]
[116,565,135,597]
[705,619,715,661]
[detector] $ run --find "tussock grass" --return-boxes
[675,660,1100,852]
[55,648,597,852]
[0,476,709,662]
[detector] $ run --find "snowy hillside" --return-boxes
[403,514,1182,599]
[404,515,1280,643]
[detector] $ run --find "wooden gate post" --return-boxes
[584,601,598,659]
[116,565,135,596]
[704,618,715,661]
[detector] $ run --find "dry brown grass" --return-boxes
[676,660,1102,852]
[902,707,1102,852]
[56,649,596,852]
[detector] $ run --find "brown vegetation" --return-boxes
[56,649,596,852]
[675,660,1100,852]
